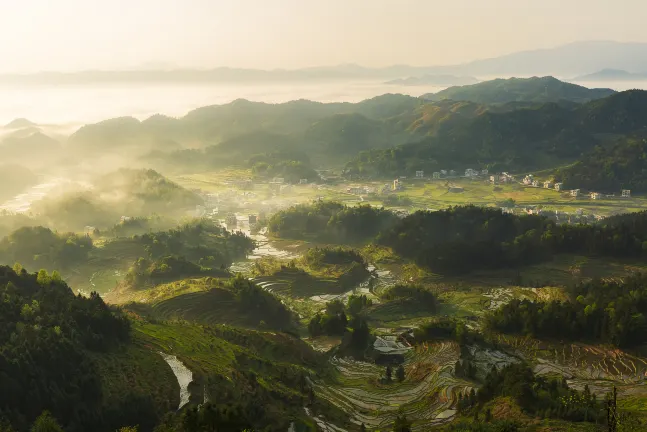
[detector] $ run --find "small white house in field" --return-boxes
[432,172,441,179]
[489,175,496,183]
[554,183,563,191]
[544,181,553,189]
[571,189,580,197]
[440,170,447,176]
[622,189,631,198]
[465,168,478,177]
[532,180,540,187]
[415,170,424,178]
[481,169,489,175]
[299,178,308,184]
[590,192,602,200]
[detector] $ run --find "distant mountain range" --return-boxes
[573,69,647,82]
[3,41,647,85]
[385,75,478,86]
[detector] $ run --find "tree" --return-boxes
[360,424,366,432]
[393,415,411,432]
[31,412,64,432]
[396,365,405,382]
[386,365,393,382]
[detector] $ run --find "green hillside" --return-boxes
[422,76,616,104]
[346,90,647,177]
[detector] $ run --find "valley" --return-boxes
[5,77,647,432]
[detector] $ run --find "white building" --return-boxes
[554,183,563,191]
[489,175,496,183]
[465,168,478,177]
[415,170,424,178]
[532,180,540,187]
[481,169,489,175]
[544,181,553,189]
[299,178,308,184]
[622,189,631,198]
[571,189,580,197]
[449,170,457,176]
[432,172,440,179]
[440,170,447,176]
[590,192,602,200]
[393,179,402,191]
[522,175,534,185]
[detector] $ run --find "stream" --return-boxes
[159,352,192,410]
[0,177,92,213]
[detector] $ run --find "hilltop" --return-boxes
[422,76,615,104]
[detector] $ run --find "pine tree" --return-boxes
[30,412,64,432]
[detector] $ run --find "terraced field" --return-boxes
[496,334,647,406]
[314,341,473,431]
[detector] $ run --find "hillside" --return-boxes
[0,164,38,202]
[422,76,615,104]
[0,266,177,432]
[554,136,647,192]
[30,169,202,231]
[345,89,647,177]
[385,74,478,86]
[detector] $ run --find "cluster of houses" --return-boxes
[429,168,489,179]
[503,205,606,224]
[518,174,633,201]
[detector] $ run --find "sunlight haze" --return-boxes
[0,0,645,72]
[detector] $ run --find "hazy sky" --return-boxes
[0,0,644,72]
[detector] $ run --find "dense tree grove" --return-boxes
[268,202,399,243]
[0,266,138,431]
[381,284,437,311]
[228,274,294,331]
[0,226,92,270]
[124,255,228,288]
[555,137,647,192]
[486,273,647,348]
[136,220,254,266]
[249,150,318,184]
[468,363,604,423]
[378,205,647,275]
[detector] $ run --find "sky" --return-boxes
[0,0,645,72]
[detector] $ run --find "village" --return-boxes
[166,167,647,232]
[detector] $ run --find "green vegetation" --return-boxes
[377,205,647,275]
[0,226,92,270]
[0,265,177,432]
[486,273,647,348]
[472,363,604,423]
[346,90,647,177]
[423,76,615,104]
[268,201,398,243]
[555,136,647,192]
[136,219,254,266]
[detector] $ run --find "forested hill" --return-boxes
[0,265,177,431]
[421,76,615,104]
[62,78,622,170]
[553,136,647,192]
[345,90,647,177]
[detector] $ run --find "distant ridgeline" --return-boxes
[58,77,642,177]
